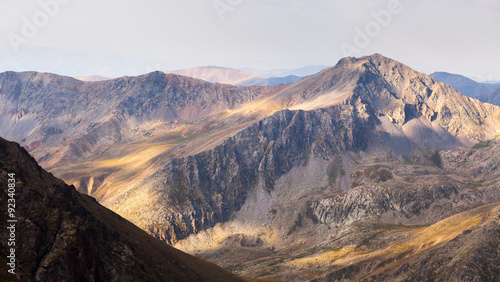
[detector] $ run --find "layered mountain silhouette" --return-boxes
[431,71,500,106]
[1,54,500,281]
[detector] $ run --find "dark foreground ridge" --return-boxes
[0,137,246,281]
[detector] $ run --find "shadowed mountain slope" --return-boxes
[0,137,247,282]
[1,54,500,281]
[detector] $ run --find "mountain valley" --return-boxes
[168,66,302,87]
[1,54,500,281]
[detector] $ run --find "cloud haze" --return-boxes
[0,0,499,80]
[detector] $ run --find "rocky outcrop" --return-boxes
[121,104,373,243]
[0,137,245,281]
[478,88,500,106]
[306,137,500,260]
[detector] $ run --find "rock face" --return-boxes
[113,54,500,244]
[312,203,500,282]
[0,137,245,281]
[350,55,500,140]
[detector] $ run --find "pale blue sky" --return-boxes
[0,0,499,80]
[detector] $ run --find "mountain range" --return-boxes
[1,54,500,281]
[76,75,113,82]
[168,66,302,86]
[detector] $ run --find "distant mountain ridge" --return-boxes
[236,74,302,86]
[238,65,329,77]
[1,54,500,280]
[168,66,303,86]
[479,88,500,106]
[117,54,500,245]
[431,71,500,106]
[0,70,281,166]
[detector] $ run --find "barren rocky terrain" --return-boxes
[1,54,500,281]
[0,137,247,281]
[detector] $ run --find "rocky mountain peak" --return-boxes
[265,54,500,145]
[346,54,500,142]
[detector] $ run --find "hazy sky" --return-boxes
[0,0,499,80]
